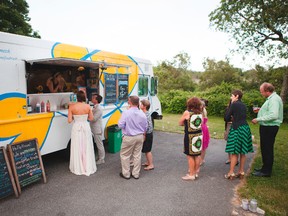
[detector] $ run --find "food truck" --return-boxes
[0,31,162,155]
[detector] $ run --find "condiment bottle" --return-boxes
[36,102,40,113]
[41,101,45,112]
[46,100,50,112]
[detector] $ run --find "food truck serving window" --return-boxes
[25,58,102,94]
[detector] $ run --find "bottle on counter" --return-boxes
[36,102,41,113]
[46,100,50,112]
[41,101,45,112]
[27,96,32,113]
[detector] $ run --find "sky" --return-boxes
[26,0,285,71]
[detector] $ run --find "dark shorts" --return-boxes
[142,132,153,153]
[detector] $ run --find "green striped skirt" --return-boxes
[225,124,253,154]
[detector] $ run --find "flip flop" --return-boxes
[144,166,154,171]
[142,163,149,166]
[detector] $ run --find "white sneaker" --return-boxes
[96,159,105,165]
[182,174,195,181]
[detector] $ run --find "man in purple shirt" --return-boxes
[118,96,148,179]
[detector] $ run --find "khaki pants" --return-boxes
[120,134,144,178]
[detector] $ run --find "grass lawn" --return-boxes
[154,113,288,216]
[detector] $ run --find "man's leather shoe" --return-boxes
[254,167,262,172]
[131,175,139,180]
[252,171,271,177]
[119,172,130,180]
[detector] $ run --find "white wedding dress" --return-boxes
[69,114,97,176]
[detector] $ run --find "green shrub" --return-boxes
[241,90,266,119]
[158,83,287,122]
[159,90,200,114]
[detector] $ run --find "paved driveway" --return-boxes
[0,131,254,216]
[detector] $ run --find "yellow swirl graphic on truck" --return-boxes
[0,93,53,149]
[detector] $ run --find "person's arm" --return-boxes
[118,111,126,129]
[58,77,67,92]
[87,105,94,121]
[202,107,207,118]
[47,77,61,93]
[68,106,73,123]
[179,110,189,126]
[224,104,233,122]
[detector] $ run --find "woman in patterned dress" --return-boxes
[179,97,203,181]
[224,90,253,180]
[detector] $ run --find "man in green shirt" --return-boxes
[252,82,283,177]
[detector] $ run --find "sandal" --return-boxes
[142,163,149,166]
[235,172,245,179]
[224,173,235,180]
[144,166,154,171]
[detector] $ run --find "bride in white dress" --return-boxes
[68,91,97,176]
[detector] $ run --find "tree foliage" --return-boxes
[0,0,40,38]
[156,56,288,121]
[209,0,288,60]
[154,52,196,93]
[199,58,242,90]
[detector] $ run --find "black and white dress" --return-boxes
[183,110,203,156]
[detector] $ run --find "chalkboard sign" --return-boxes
[0,147,18,199]
[104,73,117,104]
[8,139,46,194]
[118,74,128,102]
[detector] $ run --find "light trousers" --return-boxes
[94,134,105,161]
[120,134,144,178]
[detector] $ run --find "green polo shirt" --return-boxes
[256,92,283,126]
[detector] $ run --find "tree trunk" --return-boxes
[280,69,288,103]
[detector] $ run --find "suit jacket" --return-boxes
[90,104,103,135]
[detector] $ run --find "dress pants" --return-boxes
[259,125,279,174]
[120,134,144,178]
[94,134,105,161]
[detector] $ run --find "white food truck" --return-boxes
[0,31,162,155]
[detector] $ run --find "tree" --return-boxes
[199,58,242,90]
[154,52,196,93]
[154,61,195,93]
[209,0,288,101]
[241,65,270,89]
[170,52,191,71]
[0,0,40,38]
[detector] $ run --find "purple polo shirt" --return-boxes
[118,107,148,136]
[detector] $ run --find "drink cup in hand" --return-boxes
[253,106,260,113]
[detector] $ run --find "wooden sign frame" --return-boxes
[0,147,19,199]
[7,138,47,194]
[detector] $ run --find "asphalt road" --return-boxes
[0,131,254,216]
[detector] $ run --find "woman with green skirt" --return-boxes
[224,90,253,180]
